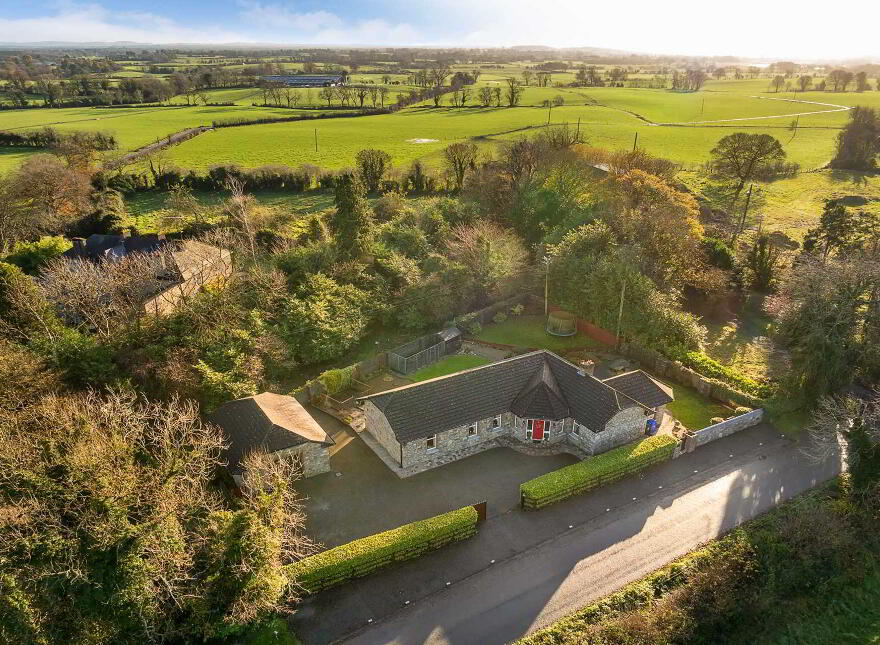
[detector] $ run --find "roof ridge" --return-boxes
[360,349,552,401]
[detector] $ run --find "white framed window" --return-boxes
[492,415,502,430]
[527,419,534,431]
[426,435,437,451]
[467,423,477,437]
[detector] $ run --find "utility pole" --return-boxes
[632,131,638,151]
[314,128,318,152]
[615,279,626,347]
[543,256,551,317]
[700,97,705,116]
[576,117,581,143]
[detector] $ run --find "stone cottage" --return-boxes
[208,392,333,484]
[63,233,232,315]
[360,350,673,474]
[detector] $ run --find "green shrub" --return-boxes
[287,506,478,594]
[733,406,752,415]
[521,435,677,509]
[3,236,71,275]
[319,365,355,395]
[510,303,525,316]
[665,347,773,400]
[493,312,508,324]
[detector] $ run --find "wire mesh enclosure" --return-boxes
[388,327,461,374]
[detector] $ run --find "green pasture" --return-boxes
[0,104,316,152]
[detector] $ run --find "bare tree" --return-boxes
[522,70,534,86]
[318,86,335,107]
[223,176,260,261]
[40,252,172,336]
[354,85,369,108]
[505,77,523,106]
[492,86,502,107]
[378,86,389,107]
[443,141,479,192]
[478,86,493,107]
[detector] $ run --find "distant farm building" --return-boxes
[262,74,344,87]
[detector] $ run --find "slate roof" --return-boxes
[207,393,333,474]
[63,233,169,261]
[362,350,672,443]
[602,371,674,408]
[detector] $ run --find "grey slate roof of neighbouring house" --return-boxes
[602,371,674,408]
[207,393,333,473]
[63,233,169,261]
[362,350,672,443]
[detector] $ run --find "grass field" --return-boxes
[408,355,490,382]
[3,79,879,238]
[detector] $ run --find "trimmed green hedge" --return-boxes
[287,505,478,594]
[673,349,773,400]
[521,435,678,509]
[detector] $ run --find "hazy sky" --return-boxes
[1,0,878,60]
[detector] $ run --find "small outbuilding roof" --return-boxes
[207,393,332,473]
[602,370,674,408]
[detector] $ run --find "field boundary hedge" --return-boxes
[521,435,677,510]
[287,505,478,594]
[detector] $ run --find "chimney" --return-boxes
[122,229,131,238]
[72,237,86,251]
[578,360,595,377]
[157,233,166,242]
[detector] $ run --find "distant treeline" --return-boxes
[0,128,117,150]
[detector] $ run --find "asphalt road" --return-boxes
[340,433,842,645]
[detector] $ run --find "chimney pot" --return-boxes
[72,237,86,249]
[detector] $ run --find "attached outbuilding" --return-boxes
[208,392,333,484]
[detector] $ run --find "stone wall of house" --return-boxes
[592,406,650,454]
[510,415,568,445]
[288,442,331,478]
[401,412,513,468]
[693,409,764,447]
[364,400,402,465]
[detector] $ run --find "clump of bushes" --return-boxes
[288,505,478,594]
[318,365,356,396]
[521,435,677,509]
[493,312,508,324]
[669,348,774,400]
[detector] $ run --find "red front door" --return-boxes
[532,419,545,441]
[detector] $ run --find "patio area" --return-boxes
[293,405,577,548]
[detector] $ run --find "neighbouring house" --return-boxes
[208,392,334,484]
[360,350,673,474]
[63,233,232,315]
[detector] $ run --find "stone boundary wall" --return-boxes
[620,341,762,409]
[692,409,764,447]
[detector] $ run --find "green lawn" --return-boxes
[409,354,490,382]
[473,315,596,351]
[665,382,732,430]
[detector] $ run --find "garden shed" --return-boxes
[388,326,462,375]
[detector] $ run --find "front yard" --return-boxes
[665,382,733,430]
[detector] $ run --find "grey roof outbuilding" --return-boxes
[208,393,333,474]
[602,370,674,408]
